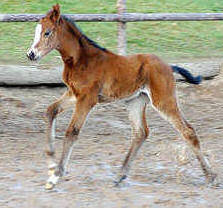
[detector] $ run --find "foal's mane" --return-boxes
[61,15,107,52]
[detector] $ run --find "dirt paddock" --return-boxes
[0,67,223,208]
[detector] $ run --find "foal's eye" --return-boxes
[44,30,51,37]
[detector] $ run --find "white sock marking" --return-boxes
[47,174,59,185]
[48,162,57,170]
[51,119,56,140]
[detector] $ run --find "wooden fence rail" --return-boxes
[1,13,223,22]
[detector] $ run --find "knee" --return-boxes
[189,133,200,148]
[46,105,58,121]
[134,127,149,139]
[139,128,149,139]
[65,127,80,139]
[144,125,149,138]
[184,126,200,148]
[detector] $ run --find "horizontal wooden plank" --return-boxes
[0,65,64,86]
[1,13,223,22]
[0,62,220,86]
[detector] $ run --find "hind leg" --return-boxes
[116,93,149,184]
[148,87,216,182]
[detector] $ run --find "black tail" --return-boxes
[171,65,202,85]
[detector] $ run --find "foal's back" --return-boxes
[99,52,174,100]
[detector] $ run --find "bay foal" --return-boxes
[27,4,216,190]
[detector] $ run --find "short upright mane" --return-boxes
[61,15,107,52]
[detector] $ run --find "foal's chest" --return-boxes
[62,66,101,96]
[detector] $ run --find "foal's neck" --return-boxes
[57,18,107,67]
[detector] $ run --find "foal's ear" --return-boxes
[50,4,60,23]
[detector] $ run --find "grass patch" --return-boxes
[0,0,223,64]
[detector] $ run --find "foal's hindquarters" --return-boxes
[115,60,216,184]
[44,55,216,190]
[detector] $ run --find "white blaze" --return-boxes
[27,23,42,59]
[31,24,42,49]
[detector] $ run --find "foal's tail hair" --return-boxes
[171,65,202,85]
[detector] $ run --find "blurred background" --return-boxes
[0,0,223,65]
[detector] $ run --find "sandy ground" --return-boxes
[0,69,223,208]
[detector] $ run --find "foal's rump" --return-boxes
[139,53,202,85]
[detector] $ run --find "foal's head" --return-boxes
[27,4,61,61]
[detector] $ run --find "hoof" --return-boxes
[206,172,217,184]
[114,175,127,187]
[45,173,59,190]
[45,182,55,190]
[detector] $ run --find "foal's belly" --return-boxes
[99,88,135,103]
[98,86,149,104]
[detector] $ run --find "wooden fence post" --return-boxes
[117,0,127,55]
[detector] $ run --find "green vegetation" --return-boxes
[0,0,223,64]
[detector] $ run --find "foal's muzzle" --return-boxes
[27,50,35,61]
[27,50,40,61]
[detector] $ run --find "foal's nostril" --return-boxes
[27,50,35,61]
